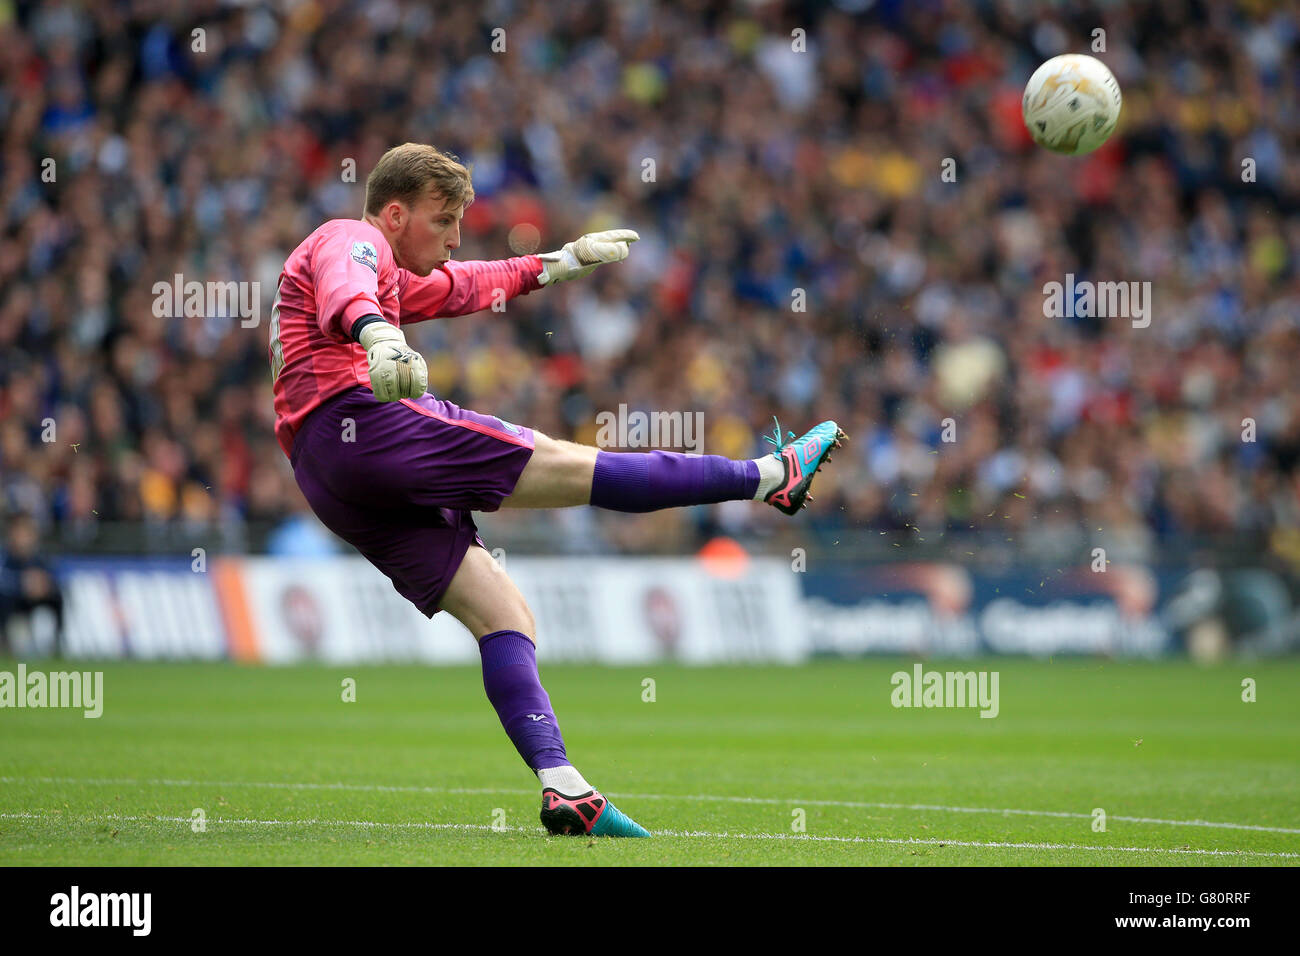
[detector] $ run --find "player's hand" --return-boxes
[537,229,639,285]
[358,322,428,402]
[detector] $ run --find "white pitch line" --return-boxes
[1,811,1296,859]
[0,775,517,797]
[630,794,1300,835]
[4,774,1299,835]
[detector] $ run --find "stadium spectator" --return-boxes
[0,512,64,656]
[0,0,1296,564]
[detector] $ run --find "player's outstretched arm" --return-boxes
[395,229,638,326]
[537,229,639,285]
[398,257,543,325]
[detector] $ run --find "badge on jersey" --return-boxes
[350,240,378,274]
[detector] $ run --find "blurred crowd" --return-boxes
[1,0,1298,561]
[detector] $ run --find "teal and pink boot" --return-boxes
[762,417,847,515]
[540,788,651,838]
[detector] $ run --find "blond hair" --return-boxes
[364,143,474,215]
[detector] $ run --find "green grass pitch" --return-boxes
[1,657,1297,866]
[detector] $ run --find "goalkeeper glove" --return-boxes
[537,229,639,286]
[357,319,428,402]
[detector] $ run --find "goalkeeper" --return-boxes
[270,143,844,838]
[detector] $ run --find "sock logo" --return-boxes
[525,714,549,722]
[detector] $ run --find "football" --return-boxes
[1022,53,1123,155]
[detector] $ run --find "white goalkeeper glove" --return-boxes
[537,229,639,285]
[358,321,428,402]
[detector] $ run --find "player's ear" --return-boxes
[379,199,406,231]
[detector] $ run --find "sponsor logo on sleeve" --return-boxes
[351,241,379,273]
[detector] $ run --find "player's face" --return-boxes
[396,192,462,276]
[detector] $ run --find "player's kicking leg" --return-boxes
[503,416,846,513]
[290,387,653,837]
[477,416,844,838]
[437,544,651,837]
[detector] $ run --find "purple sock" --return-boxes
[478,630,568,771]
[590,451,760,513]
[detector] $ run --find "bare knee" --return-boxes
[457,587,535,643]
[438,545,537,642]
[485,594,536,643]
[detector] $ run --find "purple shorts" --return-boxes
[290,387,535,617]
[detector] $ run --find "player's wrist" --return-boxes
[358,320,405,352]
[537,248,587,286]
[351,314,386,343]
[537,229,639,286]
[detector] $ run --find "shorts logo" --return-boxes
[351,241,378,274]
[500,420,522,436]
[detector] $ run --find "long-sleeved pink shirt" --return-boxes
[269,218,542,456]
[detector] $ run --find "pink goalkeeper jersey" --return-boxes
[270,218,543,456]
